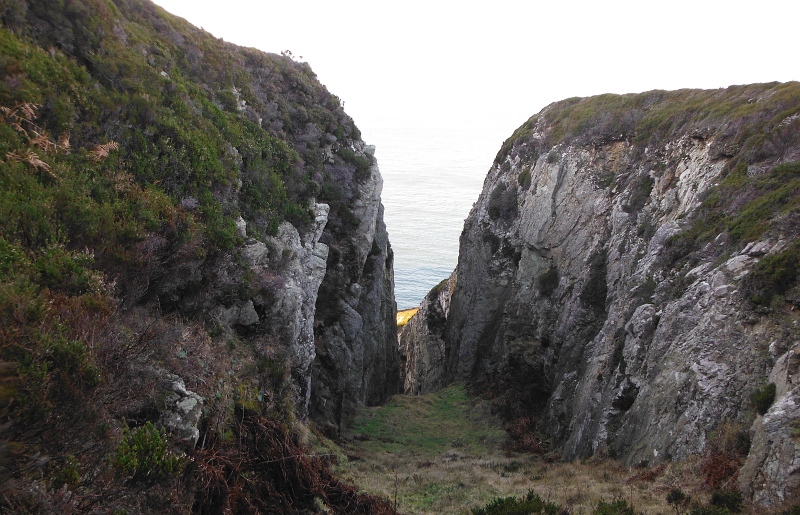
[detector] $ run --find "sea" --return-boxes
[360,115,521,310]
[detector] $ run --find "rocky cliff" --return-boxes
[402,83,800,507]
[0,0,398,511]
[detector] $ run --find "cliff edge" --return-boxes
[0,0,398,511]
[403,83,800,507]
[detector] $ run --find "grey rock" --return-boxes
[310,160,401,435]
[180,197,199,210]
[235,216,247,238]
[402,103,799,506]
[740,344,800,506]
[159,373,203,448]
[400,273,456,395]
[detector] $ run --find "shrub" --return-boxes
[488,182,518,222]
[580,251,608,312]
[339,146,372,182]
[518,168,532,190]
[536,266,559,296]
[710,490,743,513]
[593,499,637,515]
[667,488,691,515]
[746,241,800,305]
[752,383,777,415]
[700,422,749,490]
[51,454,81,489]
[471,490,561,515]
[113,421,185,480]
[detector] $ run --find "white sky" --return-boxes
[151,0,798,133]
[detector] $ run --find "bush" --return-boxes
[746,241,800,305]
[752,383,777,415]
[536,266,559,296]
[667,488,691,514]
[488,182,518,222]
[472,490,561,515]
[593,499,637,515]
[518,168,532,190]
[710,490,743,513]
[113,421,185,480]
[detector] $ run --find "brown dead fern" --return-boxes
[1,103,69,175]
[90,141,119,162]
[5,150,57,178]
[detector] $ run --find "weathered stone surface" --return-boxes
[402,89,800,507]
[400,273,456,395]
[159,373,204,448]
[310,161,402,435]
[256,204,331,417]
[740,342,800,506]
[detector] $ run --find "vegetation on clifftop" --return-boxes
[496,82,800,165]
[0,0,385,512]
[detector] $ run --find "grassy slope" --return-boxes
[327,384,722,514]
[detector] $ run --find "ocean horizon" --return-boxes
[361,115,519,310]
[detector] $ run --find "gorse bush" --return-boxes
[495,83,800,166]
[113,421,185,479]
[537,266,560,296]
[471,490,561,515]
[472,491,640,515]
[751,383,777,415]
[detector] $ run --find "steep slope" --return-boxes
[403,83,800,507]
[0,0,398,511]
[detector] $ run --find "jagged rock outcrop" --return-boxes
[400,274,456,394]
[740,340,800,505]
[0,1,400,510]
[403,83,800,507]
[311,149,402,434]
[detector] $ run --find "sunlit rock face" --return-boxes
[402,84,800,507]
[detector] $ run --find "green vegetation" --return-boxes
[536,266,559,296]
[472,490,561,515]
[752,383,777,415]
[494,83,800,174]
[488,182,518,222]
[593,499,637,515]
[0,0,379,511]
[747,240,800,305]
[341,383,716,514]
[708,490,743,513]
[667,488,691,514]
[113,421,185,479]
[472,492,640,515]
[350,383,505,454]
[665,161,800,290]
[518,167,532,190]
[428,277,450,297]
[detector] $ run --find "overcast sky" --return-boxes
[151,0,798,134]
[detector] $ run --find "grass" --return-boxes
[329,384,716,514]
[397,308,419,328]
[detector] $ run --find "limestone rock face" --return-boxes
[159,374,204,448]
[257,204,331,417]
[310,160,401,434]
[740,342,800,507]
[400,274,456,395]
[402,85,800,507]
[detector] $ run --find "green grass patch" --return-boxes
[665,161,800,274]
[349,383,505,455]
